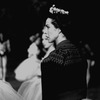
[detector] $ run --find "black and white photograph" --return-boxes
[0,0,96,100]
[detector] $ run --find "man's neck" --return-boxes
[56,32,67,45]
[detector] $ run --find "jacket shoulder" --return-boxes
[42,44,82,66]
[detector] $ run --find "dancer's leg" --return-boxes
[2,56,7,81]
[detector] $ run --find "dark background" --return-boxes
[0,0,96,73]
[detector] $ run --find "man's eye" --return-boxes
[45,25,49,28]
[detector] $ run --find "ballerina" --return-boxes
[17,33,42,100]
[0,33,11,81]
[17,26,55,100]
[14,33,41,82]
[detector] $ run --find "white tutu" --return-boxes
[18,76,42,100]
[14,56,40,81]
[0,80,24,100]
[0,68,2,79]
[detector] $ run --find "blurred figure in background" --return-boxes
[79,41,95,87]
[0,33,11,81]
[78,41,95,100]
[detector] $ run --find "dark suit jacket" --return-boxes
[41,40,87,100]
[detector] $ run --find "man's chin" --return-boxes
[48,40,52,43]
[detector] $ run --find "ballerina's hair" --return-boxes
[49,4,69,15]
[44,4,74,42]
[46,4,71,36]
